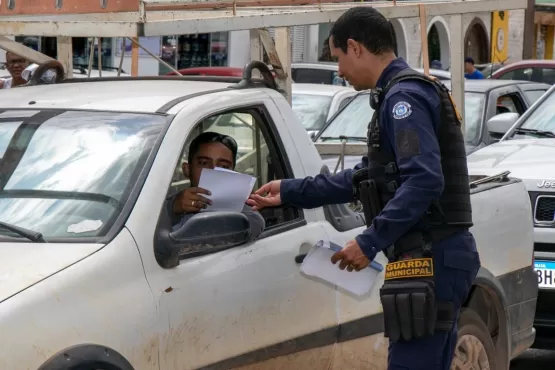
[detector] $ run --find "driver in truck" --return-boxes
[248,6,480,370]
[168,131,265,240]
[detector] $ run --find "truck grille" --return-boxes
[535,196,555,223]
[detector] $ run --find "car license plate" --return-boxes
[535,260,555,289]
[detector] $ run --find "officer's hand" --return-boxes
[247,180,282,211]
[331,239,370,272]
[174,187,212,214]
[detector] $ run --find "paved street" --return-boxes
[510,349,555,369]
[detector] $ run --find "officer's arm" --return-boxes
[280,158,368,209]
[355,91,443,259]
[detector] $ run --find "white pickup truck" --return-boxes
[0,62,537,370]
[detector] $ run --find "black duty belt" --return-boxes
[393,226,468,257]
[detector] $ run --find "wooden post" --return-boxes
[249,29,263,78]
[274,27,292,105]
[56,37,73,78]
[258,27,292,104]
[449,14,465,134]
[419,4,429,75]
[131,37,139,76]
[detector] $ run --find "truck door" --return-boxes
[125,92,338,370]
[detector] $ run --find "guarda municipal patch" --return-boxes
[385,258,434,280]
[392,101,412,120]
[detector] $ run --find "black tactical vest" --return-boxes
[366,68,473,253]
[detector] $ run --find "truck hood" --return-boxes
[467,139,555,179]
[0,242,101,303]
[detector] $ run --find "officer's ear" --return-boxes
[181,162,190,179]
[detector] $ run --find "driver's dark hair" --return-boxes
[330,7,395,55]
[188,131,238,167]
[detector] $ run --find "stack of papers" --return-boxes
[198,167,257,212]
[300,240,383,296]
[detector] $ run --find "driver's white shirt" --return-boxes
[1,78,12,89]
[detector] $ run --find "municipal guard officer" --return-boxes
[247,6,481,370]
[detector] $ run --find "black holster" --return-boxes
[380,278,437,343]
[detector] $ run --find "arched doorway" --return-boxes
[427,18,450,69]
[464,18,490,64]
[390,19,408,61]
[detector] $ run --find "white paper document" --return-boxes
[198,167,257,212]
[300,240,382,296]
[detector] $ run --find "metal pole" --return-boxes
[87,37,95,78]
[97,37,102,77]
[118,38,125,76]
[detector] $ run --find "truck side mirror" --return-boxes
[487,112,520,140]
[168,211,250,260]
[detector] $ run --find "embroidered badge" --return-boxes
[392,101,412,120]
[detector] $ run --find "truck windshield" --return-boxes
[317,92,485,144]
[0,110,166,241]
[515,89,555,135]
[316,93,373,141]
[291,93,333,131]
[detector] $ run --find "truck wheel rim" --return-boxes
[451,334,490,370]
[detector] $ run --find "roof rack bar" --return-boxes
[0,0,527,37]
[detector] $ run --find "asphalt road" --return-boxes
[510,349,555,369]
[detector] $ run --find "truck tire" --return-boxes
[451,308,497,370]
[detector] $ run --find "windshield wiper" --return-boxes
[514,127,555,138]
[0,221,45,242]
[320,135,367,142]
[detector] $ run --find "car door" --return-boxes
[125,90,338,370]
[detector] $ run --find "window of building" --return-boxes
[159,33,229,75]
[14,36,114,70]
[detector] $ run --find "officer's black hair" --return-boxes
[329,7,395,55]
[188,131,238,167]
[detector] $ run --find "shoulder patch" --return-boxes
[392,101,412,120]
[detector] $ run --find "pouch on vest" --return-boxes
[379,257,437,342]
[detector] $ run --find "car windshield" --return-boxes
[317,93,373,141]
[514,89,555,135]
[0,110,166,241]
[318,92,485,144]
[464,92,486,144]
[291,93,333,131]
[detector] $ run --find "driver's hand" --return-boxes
[173,187,212,214]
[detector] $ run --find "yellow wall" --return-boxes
[491,11,509,63]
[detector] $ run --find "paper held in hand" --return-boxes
[300,240,383,296]
[198,167,257,212]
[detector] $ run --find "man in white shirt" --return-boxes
[0,52,30,89]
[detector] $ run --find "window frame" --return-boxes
[162,104,307,261]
